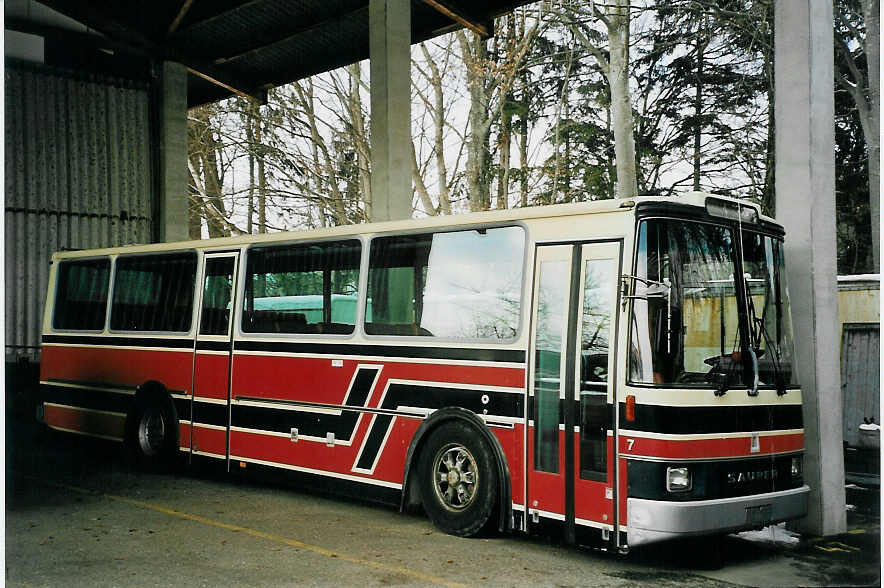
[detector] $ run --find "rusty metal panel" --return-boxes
[841,325,881,447]
[5,61,153,361]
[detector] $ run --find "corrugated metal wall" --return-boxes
[5,60,153,361]
[841,325,881,447]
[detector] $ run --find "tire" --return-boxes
[418,421,498,537]
[126,395,178,469]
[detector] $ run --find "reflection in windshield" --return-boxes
[629,219,797,389]
[741,232,799,388]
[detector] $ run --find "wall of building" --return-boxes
[837,275,880,450]
[5,60,153,362]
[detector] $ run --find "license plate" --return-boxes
[746,504,772,526]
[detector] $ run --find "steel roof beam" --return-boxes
[420,0,491,38]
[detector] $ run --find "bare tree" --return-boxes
[412,40,466,216]
[457,12,543,211]
[561,0,638,199]
[188,105,243,237]
[835,0,880,268]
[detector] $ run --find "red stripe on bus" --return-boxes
[230,415,422,484]
[41,345,193,392]
[618,432,804,459]
[231,355,525,405]
[192,425,227,457]
[179,422,191,450]
[194,353,232,400]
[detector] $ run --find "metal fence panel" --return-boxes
[841,325,881,447]
[5,61,152,361]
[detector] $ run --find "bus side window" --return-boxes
[199,257,235,336]
[53,258,111,331]
[241,240,361,335]
[365,226,524,340]
[110,253,197,332]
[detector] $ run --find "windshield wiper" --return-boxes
[745,278,787,396]
[744,277,761,397]
[755,316,788,395]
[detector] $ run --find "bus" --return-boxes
[38,192,809,552]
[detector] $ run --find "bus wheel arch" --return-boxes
[401,408,512,536]
[125,381,179,468]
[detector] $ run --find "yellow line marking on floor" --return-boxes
[815,541,860,553]
[22,474,467,588]
[847,529,866,534]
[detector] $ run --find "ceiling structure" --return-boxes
[8,0,526,107]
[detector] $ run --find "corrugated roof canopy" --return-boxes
[26,0,525,106]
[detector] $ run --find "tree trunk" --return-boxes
[186,168,202,239]
[519,69,529,208]
[416,42,452,215]
[606,0,638,200]
[762,14,776,216]
[496,14,516,210]
[693,21,706,192]
[864,0,880,269]
[518,10,529,208]
[246,102,256,234]
[256,108,267,234]
[459,30,493,211]
[347,64,372,221]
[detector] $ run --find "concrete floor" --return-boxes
[6,416,881,587]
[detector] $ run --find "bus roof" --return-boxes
[51,191,770,260]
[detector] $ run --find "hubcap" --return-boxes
[137,407,166,457]
[432,444,478,511]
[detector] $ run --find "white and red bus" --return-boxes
[39,192,809,551]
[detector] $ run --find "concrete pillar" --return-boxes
[158,61,189,242]
[774,1,846,536]
[368,0,412,222]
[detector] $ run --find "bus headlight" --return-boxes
[666,467,692,492]
[791,456,802,478]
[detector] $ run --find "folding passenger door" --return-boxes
[527,241,621,545]
[190,252,239,465]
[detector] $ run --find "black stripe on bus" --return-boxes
[527,398,584,425]
[234,340,525,363]
[42,334,527,364]
[173,397,191,423]
[230,384,521,438]
[44,378,137,393]
[627,454,804,501]
[619,403,803,434]
[192,401,228,428]
[41,384,134,415]
[196,340,232,352]
[231,366,382,439]
[354,414,395,471]
[44,378,187,398]
[43,334,194,349]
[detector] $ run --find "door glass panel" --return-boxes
[533,260,569,474]
[200,257,235,336]
[579,257,616,480]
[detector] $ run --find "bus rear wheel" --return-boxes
[418,421,498,537]
[126,395,178,469]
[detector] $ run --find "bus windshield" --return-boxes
[628,218,797,390]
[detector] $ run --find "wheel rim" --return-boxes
[137,407,166,457]
[431,443,479,512]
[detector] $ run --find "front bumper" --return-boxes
[627,484,810,547]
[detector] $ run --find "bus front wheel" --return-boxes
[418,421,498,537]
